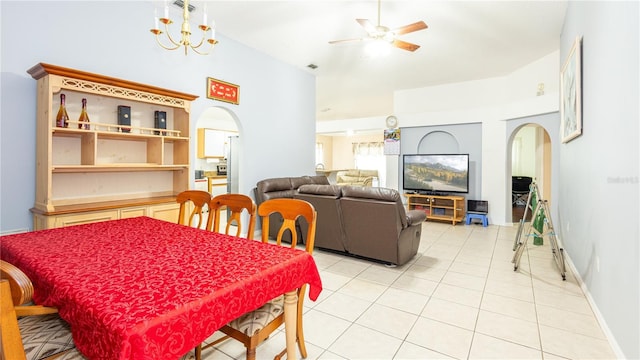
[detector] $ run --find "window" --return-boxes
[352,142,385,186]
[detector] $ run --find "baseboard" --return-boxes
[0,228,29,235]
[563,252,626,359]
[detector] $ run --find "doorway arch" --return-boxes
[507,123,552,223]
[194,106,242,194]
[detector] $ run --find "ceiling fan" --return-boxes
[329,0,428,52]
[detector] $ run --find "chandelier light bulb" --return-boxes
[150,0,218,55]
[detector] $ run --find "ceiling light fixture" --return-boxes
[150,0,218,55]
[366,38,392,57]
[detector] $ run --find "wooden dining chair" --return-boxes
[206,193,257,239]
[0,260,79,360]
[195,198,317,360]
[176,190,212,229]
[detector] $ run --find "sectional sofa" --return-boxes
[254,176,426,266]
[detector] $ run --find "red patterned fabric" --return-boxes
[1,217,322,360]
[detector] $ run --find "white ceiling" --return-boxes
[192,1,568,121]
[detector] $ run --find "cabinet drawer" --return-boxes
[53,210,119,228]
[120,207,147,219]
[148,203,180,223]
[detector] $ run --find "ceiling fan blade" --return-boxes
[393,39,420,52]
[356,19,377,34]
[329,38,365,45]
[393,21,428,35]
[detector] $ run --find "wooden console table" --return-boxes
[404,193,466,225]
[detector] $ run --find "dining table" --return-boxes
[0,216,323,360]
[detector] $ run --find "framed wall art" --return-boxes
[207,77,239,105]
[560,36,582,143]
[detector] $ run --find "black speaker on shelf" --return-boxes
[154,111,166,135]
[117,105,131,133]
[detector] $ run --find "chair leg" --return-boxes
[246,347,257,360]
[274,348,286,360]
[296,314,307,358]
[195,344,202,360]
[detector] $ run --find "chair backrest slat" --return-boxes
[258,198,317,254]
[208,194,257,239]
[176,190,212,229]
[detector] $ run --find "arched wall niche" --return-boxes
[400,123,482,202]
[417,131,460,154]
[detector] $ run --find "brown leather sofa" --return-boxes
[254,176,426,265]
[254,175,330,243]
[294,184,426,266]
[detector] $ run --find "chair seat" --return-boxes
[19,313,77,360]
[57,349,87,360]
[228,295,284,336]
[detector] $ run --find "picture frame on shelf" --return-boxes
[560,36,582,143]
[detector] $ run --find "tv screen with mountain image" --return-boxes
[403,154,469,194]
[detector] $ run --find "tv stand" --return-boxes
[419,190,449,197]
[404,193,465,225]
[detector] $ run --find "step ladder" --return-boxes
[512,182,538,251]
[512,184,566,280]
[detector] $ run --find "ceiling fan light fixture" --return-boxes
[329,0,427,53]
[366,38,392,57]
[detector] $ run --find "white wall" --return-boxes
[394,51,560,225]
[318,58,559,225]
[317,52,560,208]
[558,2,639,358]
[0,1,316,233]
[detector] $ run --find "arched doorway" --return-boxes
[194,107,241,195]
[508,123,552,223]
[194,106,247,234]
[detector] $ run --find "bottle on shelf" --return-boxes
[55,93,69,128]
[78,98,90,130]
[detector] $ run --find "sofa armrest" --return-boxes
[406,210,427,226]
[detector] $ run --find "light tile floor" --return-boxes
[194,221,617,360]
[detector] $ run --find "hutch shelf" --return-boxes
[28,63,198,230]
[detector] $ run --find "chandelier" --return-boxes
[150,0,218,55]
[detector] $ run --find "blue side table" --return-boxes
[466,213,488,227]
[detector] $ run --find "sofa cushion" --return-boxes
[341,186,399,202]
[255,175,329,244]
[256,176,330,201]
[298,184,342,197]
[336,170,378,186]
[341,186,408,228]
[292,175,329,188]
[295,185,346,252]
[256,177,293,193]
[337,175,365,183]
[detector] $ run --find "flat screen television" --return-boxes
[403,154,469,194]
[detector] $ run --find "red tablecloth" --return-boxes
[0,216,322,360]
